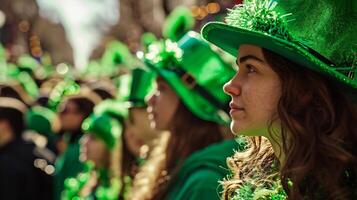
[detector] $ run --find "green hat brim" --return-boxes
[145,60,230,125]
[202,22,357,100]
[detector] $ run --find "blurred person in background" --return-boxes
[0,97,53,200]
[61,113,122,200]
[128,32,245,200]
[54,91,100,200]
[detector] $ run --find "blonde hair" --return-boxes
[127,131,170,200]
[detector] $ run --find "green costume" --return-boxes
[165,139,245,200]
[61,113,123,200]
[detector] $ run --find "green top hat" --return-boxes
[142,31,235,125]
[128,68,155,107]
[202,0,357,100]
[82,114,123,150]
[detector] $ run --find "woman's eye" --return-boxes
[246,64,256,73]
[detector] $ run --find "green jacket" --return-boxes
[165,139,244,200]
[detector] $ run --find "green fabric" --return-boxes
[163,6,195,42]
[82,113,123,150]
[143,31,235,125]
[165,139,245,200]
[201,0,357,100]
[101,40,133,71]
[128,68,155,107]
[61,162,120,200]
[54,134,84,200]
[141,32,157,49]
[26,105,56,137]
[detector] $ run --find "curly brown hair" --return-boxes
[222,49,357,199]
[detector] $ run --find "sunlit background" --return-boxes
[0,0,240,71]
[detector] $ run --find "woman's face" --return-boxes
[80,134,108,167]
[147,78,180,131]
[124,107,158,143]
[224,45,281,136]
[59,100,85,132]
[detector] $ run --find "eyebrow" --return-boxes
[236,55,264,65]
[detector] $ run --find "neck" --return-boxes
[242,124,285,164]
[264,124,285,165]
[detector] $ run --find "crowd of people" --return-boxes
[0,0,356,199]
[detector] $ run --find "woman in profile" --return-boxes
[201,0,357,199]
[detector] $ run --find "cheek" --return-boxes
[246,80,281,123]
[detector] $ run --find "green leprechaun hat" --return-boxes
[128,68,155,107]
[202,0,357,100]
[82,113,123,150]
[142,31,235,124]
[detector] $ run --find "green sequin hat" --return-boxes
[142,31,235,124]
[82,113,123,150]
[202,0,357,100]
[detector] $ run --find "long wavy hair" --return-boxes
[128,101,224,200]
[223,49,357,199]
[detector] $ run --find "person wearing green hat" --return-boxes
[61,113,122,200]
[128,31,245,200]
[201,0,357,199]
[53,93,98,200]
[25,105,61,155]
[94,68,163,199]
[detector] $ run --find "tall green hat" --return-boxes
[163,6,195,42]
[82,114,123,150]
[142,31,235,124]
[202,0,357,100]
[128,68,155,107]
[26,105,56,137]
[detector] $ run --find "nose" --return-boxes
[147,91,158,107]
[223,74,241,96]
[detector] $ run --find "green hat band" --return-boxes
[82,114,122,150]
[145,60,228,112]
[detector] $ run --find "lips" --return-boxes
[229,102,244,116]
[229,102,244,110]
